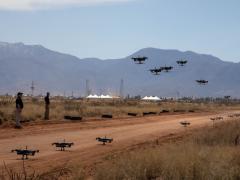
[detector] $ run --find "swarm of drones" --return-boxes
[131,56,208,85]
[9,55,217,161]
[11,136,113,160]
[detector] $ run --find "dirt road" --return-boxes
[0,111,237,173]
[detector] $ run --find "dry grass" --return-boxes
[94,120,240,180]
[0,160,73,180]
[1,121,239,180]
[1,95,240,179]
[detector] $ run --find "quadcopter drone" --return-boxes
[52,140,74,151]
[11,146,39,160]
[96,136,113,145]
[176,60,188,66]
[160,66,173,72]
[210,116,223,121]
[132,56,148,64]
[196,80,208,85]
[210,117,223,126]
[149,67,162,75]
[180,121,191,127]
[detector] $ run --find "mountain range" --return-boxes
[0,42,239,97]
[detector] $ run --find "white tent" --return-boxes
[99,95,113,99]
[142,96,161,101]
[86,94,99,99]
[86,94,113,99]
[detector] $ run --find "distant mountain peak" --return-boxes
[0,41,240,97]
[0,42,10,46]
[0,41,45,49]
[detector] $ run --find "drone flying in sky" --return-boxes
[196,79,208,85]
[132,56,148,64]
[176,60,188,66]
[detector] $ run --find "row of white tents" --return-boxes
[86,94,162,101]
[86,94,114,99]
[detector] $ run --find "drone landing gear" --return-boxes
[22,155,28,160]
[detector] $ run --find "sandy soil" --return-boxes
[0,111,237,174]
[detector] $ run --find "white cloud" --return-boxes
[0,0,133,10]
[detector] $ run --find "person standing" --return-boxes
[44,92,50,120]
[15,92,23,128]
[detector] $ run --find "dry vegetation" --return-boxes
[94,120,240,180]
[0,161,74,180]
[0,95,240,179]
[1,95,240,126]
[4,118,238,179]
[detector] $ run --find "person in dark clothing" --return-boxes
[15,92,23,128]
[44,92,50,120]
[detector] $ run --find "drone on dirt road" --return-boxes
[52,140,74,151]
[180,121,191,127]
[210,117,223,127]
[96,136,113,145]
[12,146,39,160]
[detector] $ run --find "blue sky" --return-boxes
[0,0,239,62]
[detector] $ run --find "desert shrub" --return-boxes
[31,97,39,103]
[0,161,73,180]
[192,121,240,146]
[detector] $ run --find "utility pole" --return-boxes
[30,81,35,97]
[86,79,92,96]
[176,91,180,99]
[120,79,124,98]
